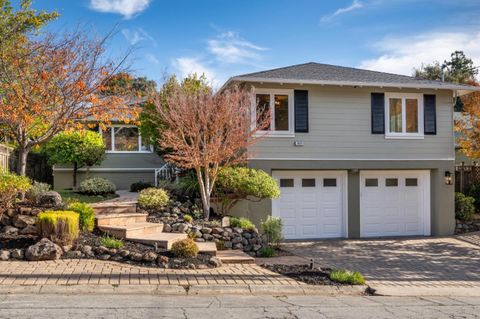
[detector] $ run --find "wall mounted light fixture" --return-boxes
[445,171,453,185]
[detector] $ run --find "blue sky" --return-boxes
[30,0,480,87]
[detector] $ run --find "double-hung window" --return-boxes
[254,89,294,136]
[100,125,152,153]
[385,93,424,139]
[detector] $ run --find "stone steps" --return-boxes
[96,213,148,227]
[216,250,255,264]
[99,222,165,238]
[126,232,188,250]
[91,201,138,215]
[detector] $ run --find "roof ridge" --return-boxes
[234,62,318,78]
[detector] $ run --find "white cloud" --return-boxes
[173,57,219,87]
[89,0,151,19]
[321,0,364,22]
[207,31,266,64]
[121,28,155,45]
[359,31,480,75]
[146,53,159,65]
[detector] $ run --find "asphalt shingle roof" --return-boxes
[229,62,479,92]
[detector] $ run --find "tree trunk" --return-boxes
[16,147,29,176]
[196,167,210,220]
[73,162,78,189]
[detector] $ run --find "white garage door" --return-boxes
[360,170,431,237]
[272,171,347,240]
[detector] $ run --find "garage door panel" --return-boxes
[360,171,430,237]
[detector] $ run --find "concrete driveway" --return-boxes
[282,233,480,296]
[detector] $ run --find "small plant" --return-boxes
[171,238,199,258]
[329,269,365,285]
[467,181,480,210]
[130,181,153,192]
[138,187,169,210]
[258,246,277,257]
[455,192,476,221]
[37,210,79,245]
[187,230,197,239]
[78,177,116,195]
[67,202,95,232]
[215,240,227,250]
[100,234,124,249]
[0,171,31,208]
[230,217,256,231]
[261,216,283,247]
[183,214,193,223]
[26,181,51,202]
[209,219,221,227]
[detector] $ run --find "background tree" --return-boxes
[153,82,269,220]
[456,81,480,158]
[101,72,157,97]
[44,130,106,188]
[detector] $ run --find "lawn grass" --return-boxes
[329,269,366,285]
[58,189,118,204]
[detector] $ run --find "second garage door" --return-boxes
[360,170,431,237]
[272,171,347,240]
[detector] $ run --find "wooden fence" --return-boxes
[455,162,480,193]
[0,144,12,172]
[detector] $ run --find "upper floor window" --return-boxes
[385,93,424,139]
[254,89,294,136]
[100,125,152,153]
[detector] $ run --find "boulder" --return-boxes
[1,226,19,235]
[177,223,189,233]
[81,245,94,256]
[37,191,62,207]
[65,250,83,258]
[0,250,10,261]
[130,253,143,262]
[142,251,158,262]
[97,254,111,260]
[12,214,36,228]
[19,225,38,235]
[157,255,169,266]
[25,238,63,261]
[208,256,222,268]
[201,227,212,234]
[163,224,172,232]
[118,249,130,258]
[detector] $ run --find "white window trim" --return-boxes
[99,125,153,153]
[253,88,295,137]
[384,92,424,139]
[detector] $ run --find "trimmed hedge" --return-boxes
[130,181,153,193]
[455,192,475,221]
[67,202,95,232]
[171,238,199,258]
[78,177,116,195]
[0,171,31,208]
[138,187,169,210]
[37,210,79,245]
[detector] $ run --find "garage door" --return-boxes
[360,170,430,237]
[272,171,347,240]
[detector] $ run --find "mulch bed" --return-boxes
[262,264,339,286]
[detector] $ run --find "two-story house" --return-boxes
[223,62,479,239]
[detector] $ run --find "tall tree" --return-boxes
[152,82,269,220]
[456,81,480,159]
[102,72,157,97]
[413,51,478,83]
[0,31,138,175]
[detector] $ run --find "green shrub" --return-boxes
[0,171,31,208]
[183,214,193,223]
[37,210,79,245]
[177,172,200,198]
[329,269,365,285]
[215,240,226,250]
[26,181,51,202]
[130,181,153,192]
[261,216,283,247]
[171,238,199,258]
[100,234,124,249]
[78,177,116,195]
[258,246,277,257]
[230,217,256,231]
[138,188,169,210]
[67,202,95,232]
[455,192,475,221]
[467,181,480,210]
[214,167,280,214]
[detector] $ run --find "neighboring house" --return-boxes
[223,62,479,239]
[53,124,165,190]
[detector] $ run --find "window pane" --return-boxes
[386,178,398,187]
[274,94,289,131]
[103,127,112,151]
[302,178,315,187]
[389,98,402,133]
[280,179,294,187]
[406,99,418,133]
[256,94,270,130]
[365,178,378,187]
[323,178,337,187]
[114,127,139,151]
[406,178,418,187]
[140,136,150,152]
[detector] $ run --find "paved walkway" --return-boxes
[282,235,480,293]
[102,190,139,203]
[0,259,301,287]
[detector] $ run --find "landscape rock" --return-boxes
[65,250,83,258]
[142,251,157,262]
[157,255,169,265]
[163,224,172,232]
[37,191,62,207]
[10,249,24,259]
[1,226,19,235]
[130,253,143,262]
[208,256,222,267]
[81,245,93,256]
[0,250,10,261]
[12,214,36,228]
[25,238,63,261]
[19,225,38,235]
[97,254,111,260]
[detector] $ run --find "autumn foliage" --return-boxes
[456,81,480,159]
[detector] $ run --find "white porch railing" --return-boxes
[154,163,179,186]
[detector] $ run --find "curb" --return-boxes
[0,284,367,296]
[372,285,480,297]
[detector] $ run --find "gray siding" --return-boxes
[54,171,156,190]
[249,84,454,160]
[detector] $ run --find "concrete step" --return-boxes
[195,242,217,256]
[127,232,188,250]
[99,222,164,238]
[91,201,138,215]
[217,250,255,264]
[96,213,148,227]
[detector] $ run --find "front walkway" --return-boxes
[282,234,480,295]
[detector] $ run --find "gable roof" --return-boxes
[225,62,480,94]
